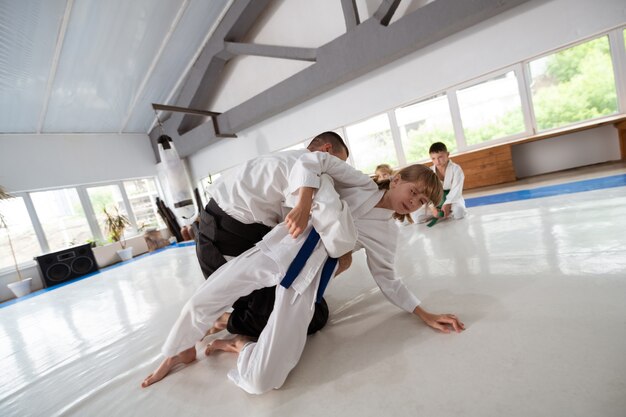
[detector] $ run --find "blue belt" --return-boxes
[279,227,338,303]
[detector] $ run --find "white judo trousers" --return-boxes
[162,244,321,394]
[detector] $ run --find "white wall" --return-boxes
[0,133,157,192]
[511,125,621,178]
[187,0,626,181]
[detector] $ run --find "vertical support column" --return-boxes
[616,120,626,160]
[387,110,406,167]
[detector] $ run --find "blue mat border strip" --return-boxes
[1,241,195,309]
[465,173,626,208]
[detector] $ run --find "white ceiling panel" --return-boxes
[124,0,231,133]
[42,0,188,133]
[0,0,67,133]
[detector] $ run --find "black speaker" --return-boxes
[35,243,99,288]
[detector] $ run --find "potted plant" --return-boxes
[0,185,33,297]
[103,207,133,261]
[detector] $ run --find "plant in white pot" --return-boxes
[0,185,33,298]
[103,208,133,262]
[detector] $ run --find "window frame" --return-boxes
[0,176,163,272]
[393,92,455,164]
[522,30,623,134]
[450,63,534,152]
[343,112,401,174]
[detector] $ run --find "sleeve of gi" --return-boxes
[286,151,374,195]
[443,163,465,205]
[309,174,357,258]
[358,220,421,313]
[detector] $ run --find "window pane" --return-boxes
[87,184,134,240]
[396,94,456,163]
[123,178,165,231]
[31,189,92,252]
[529,36,618,131]
[457,71,525,145]
[0,196,41,268]
[345,114,398,174]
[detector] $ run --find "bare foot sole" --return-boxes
[204,312,231,336]
[141,346,196,388]
[205,335,252,356]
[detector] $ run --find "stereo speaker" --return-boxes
[35,243,99,288]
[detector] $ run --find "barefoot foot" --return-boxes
[141,346,196,388]
[205,335,251,356]
[205,312,231,336]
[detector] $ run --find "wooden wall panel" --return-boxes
[451,145,516,190]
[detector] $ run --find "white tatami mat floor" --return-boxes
[1,167,625,417]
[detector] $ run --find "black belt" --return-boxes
[200,199,271,255]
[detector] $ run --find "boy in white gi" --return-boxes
[415,142,466,224]
[142,163,464,394]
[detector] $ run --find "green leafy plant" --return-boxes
[0,185,23,281]
[85,238,105,248]
[103,208,131,249]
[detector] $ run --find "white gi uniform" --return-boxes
[415,159,466,222]
[209,149,372,227]
[162,175,357,394]
[163,157,421,394]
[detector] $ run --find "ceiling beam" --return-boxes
[147,1,233,136]
[173,0,272,137]
[211,0,531,146]
[340,0,360,30]
[152,103,236,138]
[37,0,74,133]
[373,0,401,26]
[152,103,220,117]
[119,0,190,133]
[224,41,317,61]
[170,0,533,158]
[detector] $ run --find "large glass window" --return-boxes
[345,114,398,174]
[0,196,40,268]
[123,178,164,231]
[529,36,618,131]
[30,188,92,252]
[87,184,133,240]
[457,71,525,146]
[396,94,456,163]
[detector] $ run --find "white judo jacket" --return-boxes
[431,160,465,207]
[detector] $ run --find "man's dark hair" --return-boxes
[429,142,448,154]
[307,131,349,158]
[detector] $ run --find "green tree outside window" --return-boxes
[529,36,618,131]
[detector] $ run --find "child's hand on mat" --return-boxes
[413,306,465,333]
